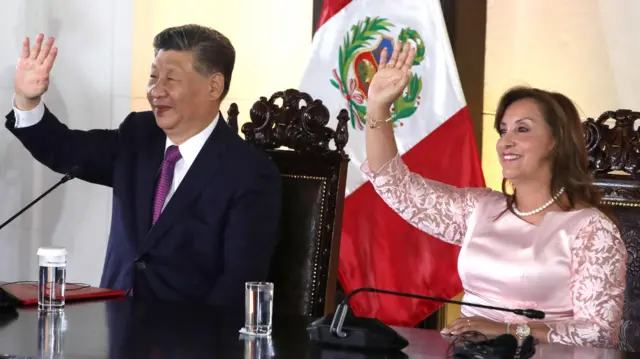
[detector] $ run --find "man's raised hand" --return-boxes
[14,34,58,110]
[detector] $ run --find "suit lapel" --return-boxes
[137,116,232,253]
[135,125,166,242]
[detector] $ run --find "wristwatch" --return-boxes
[515,323,531,340]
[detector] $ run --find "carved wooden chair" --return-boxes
[226,89,350,318]
[583,109,640,351]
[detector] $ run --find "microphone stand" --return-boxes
[0,167,78,317]
[307,286,546,352]
[0,167,77,231]
[330,288,545,339]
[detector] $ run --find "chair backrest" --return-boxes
[227,89,350,318]
[583,109,640,351]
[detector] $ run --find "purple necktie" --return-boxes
[152,145,182,225]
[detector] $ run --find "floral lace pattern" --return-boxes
[362,154,627,348]
[546,213,626,347]
[362,155,491,246]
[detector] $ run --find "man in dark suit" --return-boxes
[6,25,282,307]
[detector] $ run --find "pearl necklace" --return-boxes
[512,187,565,217]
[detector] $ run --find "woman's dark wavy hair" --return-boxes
[494,86,614,222]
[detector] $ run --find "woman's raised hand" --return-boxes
[366,41,416,113]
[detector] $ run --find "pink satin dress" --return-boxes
[362,154,627,348]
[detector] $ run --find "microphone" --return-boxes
[0,166,78,318]
[453,333,518,359]
[0,285,18,318]
[0,166,78,231]
[306,287,546,352]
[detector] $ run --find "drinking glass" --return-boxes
[37,246,67,312]
[244,282,274,336]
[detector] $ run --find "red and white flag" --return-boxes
[299,0,486,326]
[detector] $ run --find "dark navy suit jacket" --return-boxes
[5,107,282,308]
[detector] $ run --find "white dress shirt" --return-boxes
[12,96,218,212]
[161,116,217,209]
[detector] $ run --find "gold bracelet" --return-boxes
[365,113,393,129]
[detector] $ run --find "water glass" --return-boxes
[37,246,67,312]
[244,282,274,335]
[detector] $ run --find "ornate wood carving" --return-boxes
[590,178,640,206]
[615,205,640,352]
[584,110,640,351]
[240,89,349,156]
[226,103,239,134]
[584,109,640,178]
[583,109,640,204]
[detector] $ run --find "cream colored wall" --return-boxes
[482,0,640,191]
[444,0,640,326]
[130,0,313,126]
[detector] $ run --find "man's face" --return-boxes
[146,50,222,139]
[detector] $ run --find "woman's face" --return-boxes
[496,98,556,185]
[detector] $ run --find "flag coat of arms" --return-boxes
[299,0,486,326]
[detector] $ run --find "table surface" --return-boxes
[0,298,636,359]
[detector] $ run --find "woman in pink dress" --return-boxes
[362,41,627,348]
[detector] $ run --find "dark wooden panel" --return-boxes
[440,0,456,42]
[448,0,487,152]
[313,0,323,36]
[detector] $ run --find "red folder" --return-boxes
[1,281,125,306]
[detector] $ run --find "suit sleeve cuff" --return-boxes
[11,94,45,128]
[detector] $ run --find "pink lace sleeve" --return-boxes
[361,154,491,246]
[547,213,627,348]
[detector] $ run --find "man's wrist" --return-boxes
[14,94,41,111]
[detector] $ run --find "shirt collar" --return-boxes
[164,113,219,167]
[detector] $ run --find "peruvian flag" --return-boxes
[299,0,485,327]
